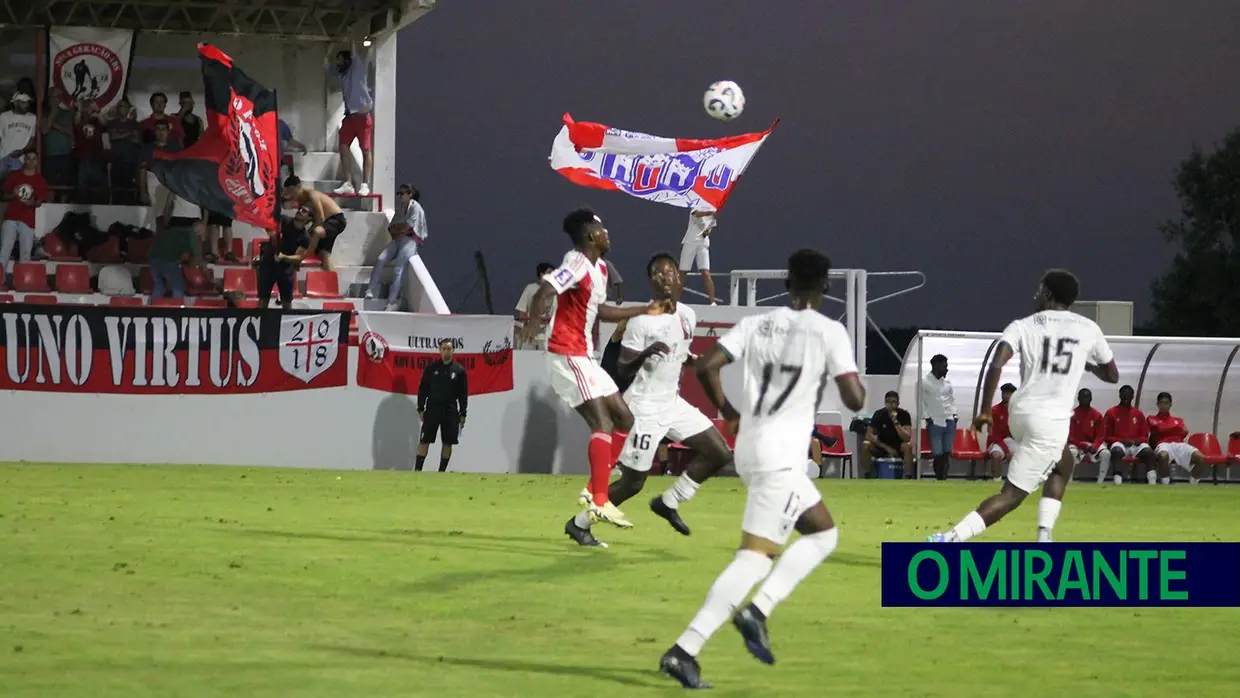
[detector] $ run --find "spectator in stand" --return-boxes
[204,213,235,263]
[679,208,717,305]
[607,263,625,303]
[147,165,204,301]
[1102,384,1153,485]
[1148,392,1207,486]
[254,208,312,310]
[515,262,555,349]
[73,98,109,204]
[278,119,307,154]
[920,353,958,480]
[137,121,181,206]
[859,390,914,478]
[327,46,374,197]
[283,175,347,272]
[107,99,143,205]
[0,149,47,273]
[1067,389,1109,484]
[0,92,36,182]
[141,92,184,145]
[177,92,202,147]
[983,383,1018,481]
[41,86,75,198]
[365,183,427,310]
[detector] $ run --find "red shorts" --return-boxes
[339,112,373,150]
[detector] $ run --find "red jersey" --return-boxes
[1147,413,1188,446]
[1103,405,1148,444]
[1069,406,1105,450]
[74,117,107,161]
[2,170,47,228]
[141,114,185,143]
[988,402,1011,446]
[544,249,609,357]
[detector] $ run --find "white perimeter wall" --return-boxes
[0,350,898,473]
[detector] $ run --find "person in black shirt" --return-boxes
[416,339,469,472]
[177,91,203,147]
[599,319,633,393]
[254,208,311,309]
[860,390,914,478]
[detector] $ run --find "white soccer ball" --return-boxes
[703,80,745,121]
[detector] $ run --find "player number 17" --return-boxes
[754,363,803,415]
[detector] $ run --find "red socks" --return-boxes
[610,430,629,465]
[588,432,613,506]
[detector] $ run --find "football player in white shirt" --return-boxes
[659,249,866,689]
[517,209,668,530]
[927,270,1119,545]
[566,252,736,547]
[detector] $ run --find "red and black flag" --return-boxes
[150,43,280,231]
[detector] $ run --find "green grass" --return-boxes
[1,464,1238,697]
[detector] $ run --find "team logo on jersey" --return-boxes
[361,331,389,363]
[52,42,124,109]
[278,314,340,383]
[552,267,573,288]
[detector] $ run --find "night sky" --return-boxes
[396,1,1240,330]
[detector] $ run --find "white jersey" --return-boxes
[621,303,696,414]
[1000,309,1114,420]
[718,307,859,473]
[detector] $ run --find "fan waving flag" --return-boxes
[549,113,777,210]
[150,43,280,230]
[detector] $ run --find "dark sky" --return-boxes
[397,0,1240,330]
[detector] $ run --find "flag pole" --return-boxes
[272,88,282,234]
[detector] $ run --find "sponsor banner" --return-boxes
[356,313,513,395]
[47,27,136,114]
[0,305,348,394]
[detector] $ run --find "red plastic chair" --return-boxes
[137,267,154,294]
[305,270,342,298]
[1228,433,1240,466]
[218,238,244,262]
[1188,432,1230,482]
[42,235,80,261]
[85,236,123,263]
[952,429,987,478]
[12,262,49,292]
[919,429,932,459]
[815,423,854,478]
[0,293,14,303]
[54,264,92,293]
[192,297,228,308]
[222,268,258,297]
[183,266,215,296]
[22,294,58,304]
[235,298,260,309]
[150,296,185,307]
[109,296,145,307]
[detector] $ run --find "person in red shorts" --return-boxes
[0,149,47,273]
[983,383,1017,481]
[1067,388,1109,483]
[327,47,374,197]
[1102,384,1154,484]
[1147,391,1207,485]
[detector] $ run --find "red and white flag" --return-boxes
[356,313,514,395]
[47,27,136,114]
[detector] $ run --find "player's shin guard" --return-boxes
[751,528,839,618]
[588,432,614,506]
[676,549,773,656]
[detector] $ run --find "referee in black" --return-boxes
[415,339,469,472]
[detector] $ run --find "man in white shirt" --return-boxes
[919,354,957,479]
[0,92,37,181]
[678,209,717,305]
[366,183,427,310]
[514,262,554,350]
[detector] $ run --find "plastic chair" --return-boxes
[109,296,145,307]
[1187,432,1230,483]
[815,423,853,478]
[222,268,258,297]
[12,262,50,292]
[952,429,987,479]
[305,270,342,298]
[22,294,58,304]
[54,264,92,293]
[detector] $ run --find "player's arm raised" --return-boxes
[597,300,670,323]
[974,341,1014,431]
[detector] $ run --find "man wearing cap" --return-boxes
[0,92,36,181]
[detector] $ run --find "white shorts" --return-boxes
[1107,442,1152,458]
[738,467,823,546]
[545,353,618,409]
[619,398,714,473]
[678,237,710,272]
[987,437,1017,459]
[1068,444,1108,466]
[1155,442,1200,471]
[1005,413,1070,494]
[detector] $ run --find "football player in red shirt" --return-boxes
[1067,388,1108,483]
[983,383,1017,481]
[1103,384,1153,484]
[1147,391,1206,485]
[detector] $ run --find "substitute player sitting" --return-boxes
[1148,391,1207,485]
[569,253,734,546]
[1103,385,1153,484]
[983,383,1018,481]
[1067,388,1109,483]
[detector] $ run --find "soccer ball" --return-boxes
[703,81,745,121]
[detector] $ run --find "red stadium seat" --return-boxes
[236,298,259,309]
[150,296,184,307]
[0,293,14,303]
[1187,432,1228,466]
[192,297,228,308]
[814,423,853,478]
[85,236,123,263]
[305,270,342,298]
[218,237,244,262]
[222,268,257,297]
[12,262,49,292]
[22,294,58,304]
[1228,433,1240,465]
[42,234,80,261]
[54,263,92,293]
[126,237,153,264]
[109,296,145,307]
[952,430,986,478]
[183,266,215,296]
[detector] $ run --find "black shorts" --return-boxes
[257,259,295,305]
[316,212,347,254]
[207,212,232,227]
[420,408,459,445]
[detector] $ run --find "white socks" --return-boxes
[1113,474,1122,485]
[752,528,838,617]
[661,473,701,510]
[676,549,772,656]
[573,509,592,529]
[1147,470,1157,485]
[947,511,987,543]
[1036,498,1062,541]
[1159,477,1171,485]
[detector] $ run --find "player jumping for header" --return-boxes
[658,249,866,689]
[517,208,668,532]
[568,252,736,547]
[927,270,1119,545]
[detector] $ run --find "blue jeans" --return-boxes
[367,236,418,302]
[150,258,184,299]
[927,419,956,456]
[0,155,20,182]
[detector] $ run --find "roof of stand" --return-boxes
[3,0,436,42]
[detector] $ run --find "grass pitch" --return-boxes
[1,463,1238,697]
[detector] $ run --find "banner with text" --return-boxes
[356,313,513,395]
[47,27,137,114]
[0,305,348,394]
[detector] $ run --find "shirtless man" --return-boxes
[282,176,347,271]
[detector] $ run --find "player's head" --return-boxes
[646,252,681,300]
[535,262,554,279]
[1000,383,1017,404]
[884,390,900,410]
[1118,384,1134,406]
[439,338,454,363]
[1035,269,1080,311]
[1078,388,1092,408]
[1156,391,1173,414]
[562,207,609,254]
[930,354,948,378]
[785,248,830,308]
